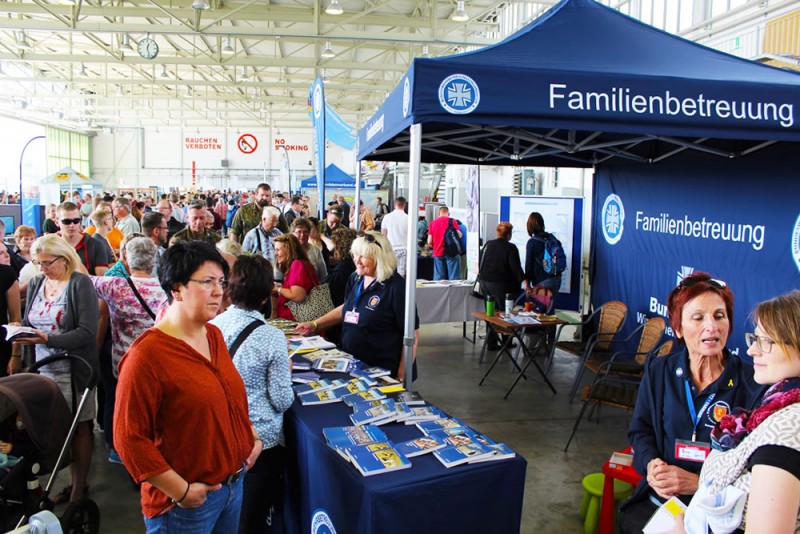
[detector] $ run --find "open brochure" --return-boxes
[642,496,687,533]
[3,325,37,342]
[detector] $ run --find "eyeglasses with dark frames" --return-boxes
[745,332,783,354]
[60,218,82,226]
[678,277,727,290]
[32,257,63,267]
[358,232,382,249]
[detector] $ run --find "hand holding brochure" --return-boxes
[4,325,37,342]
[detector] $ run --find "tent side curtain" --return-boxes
[46,126,90,177]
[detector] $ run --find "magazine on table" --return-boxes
[342,389,387,406]
[323,424,388,460]
[468,443,517,463]
[291,371,321,384]
[293,378,347,396]
[346,441,412,476]
[349,404,399,426]
[387,390,425,406]
[395,436,446,458]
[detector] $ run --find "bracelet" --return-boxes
[172,481,190,504]
[311,320,318,332]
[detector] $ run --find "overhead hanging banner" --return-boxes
[591,145,800,357]
[310,77,326,214]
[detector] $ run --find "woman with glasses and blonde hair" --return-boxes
[667,289,800,533]
[14,234,99,504]
[296,231,419,381]
[114,241,260,533]
[620,272,766,533]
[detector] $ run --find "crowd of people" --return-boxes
[1,185,797,534]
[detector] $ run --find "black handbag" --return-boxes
[471,244,487,299]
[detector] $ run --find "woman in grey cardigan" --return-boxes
[14,234,99,505]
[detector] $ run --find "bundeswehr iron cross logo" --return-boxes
[438,74,480,115]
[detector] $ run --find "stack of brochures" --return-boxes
[416,418,517,467]
[322,425,412,476]
[295,377,384,406]
[347,398,444,426]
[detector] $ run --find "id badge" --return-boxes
[344,310,360,324]
[674,439,711,462]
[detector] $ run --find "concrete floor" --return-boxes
[45,321,634,533]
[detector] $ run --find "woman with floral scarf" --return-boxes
[670,290,800,534]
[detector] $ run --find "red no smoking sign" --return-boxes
[238,134,258,154]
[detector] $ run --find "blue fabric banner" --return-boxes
[309,77,326,216]
[591,145,800,358]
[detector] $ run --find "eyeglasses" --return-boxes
[745,332,782,353]
[678,277,727,290]
[358,232,382,249]
[60,218,82,226]
[32,257,62,267]
[188,278,228,290]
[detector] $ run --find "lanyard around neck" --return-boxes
[684,380,716,442]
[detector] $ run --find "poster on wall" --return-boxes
[591,146,800,357]
[500,195,583,312]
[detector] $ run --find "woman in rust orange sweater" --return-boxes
[114,241,261,533]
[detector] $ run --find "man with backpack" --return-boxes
[524,211,566,307]
[427,205,463,280]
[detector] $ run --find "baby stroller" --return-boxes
[0,354,99,534]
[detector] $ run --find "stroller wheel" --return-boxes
[60,498,100,534]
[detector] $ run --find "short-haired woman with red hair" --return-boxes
[477,222,525,349]
[619,272,766,533]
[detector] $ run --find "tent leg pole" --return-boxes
[403,123,422,390]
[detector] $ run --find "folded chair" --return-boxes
[543,301,627,377]
[563,302,630,402]
[564,336,673,452]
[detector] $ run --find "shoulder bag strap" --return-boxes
[229,319,263,358]
[125,276,156,321]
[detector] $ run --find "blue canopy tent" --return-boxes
[356,0,800,387]
[300,163,365,189]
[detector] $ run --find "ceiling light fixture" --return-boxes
[325,0,343,16]
[421,45,430,58]
[192,0,210,10]
[250,88,259,100]
[451,1,469,22]
[78,63,88,77]
[184,85,192,98]
[241,66,250,79]
[16,31,32,50]
[222,36,235,54]
[120,34,134,52]
[321,69,329,83]
[159,64,169,78]
[321,40,335,58]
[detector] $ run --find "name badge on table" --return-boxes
[344,311,360,324]
[674,439,711,462]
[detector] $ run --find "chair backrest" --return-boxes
[595,301,628,351]
[528,285,553,314]
[654,339,674,358]
[635,317,666,364]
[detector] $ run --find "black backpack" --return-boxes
[443,219,463,257]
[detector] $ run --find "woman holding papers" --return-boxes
[666,290,800,534]
[114,241,259,533]
[620,273,764,533]
[211,254,293,534]
[296,231,419,381]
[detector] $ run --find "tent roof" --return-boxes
[301,163,365,188]
[357,0,800,166]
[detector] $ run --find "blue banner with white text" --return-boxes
[591,145,800,359]
[310,77,326,216]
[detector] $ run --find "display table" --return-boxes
[283,388,528,534]
[600,447,642,534]
[416,280,483,325]
[474,312,566,398]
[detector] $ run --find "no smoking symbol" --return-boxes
[238,134,258,154]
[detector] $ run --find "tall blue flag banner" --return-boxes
[591,144,800,358]
[309,77,326,216]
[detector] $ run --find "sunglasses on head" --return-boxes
[358,232,382,249]
[678,277,727,290]
[60,218,82,226]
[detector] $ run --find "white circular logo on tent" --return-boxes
[402,77,411,118]
[438,74,480,115]
[792,212,800,272]
[311,509,337,534]
[601,194,625,245]
[313,83,323,120]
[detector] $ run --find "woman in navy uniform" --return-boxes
[296,231,419,381]
[619,272,766,533]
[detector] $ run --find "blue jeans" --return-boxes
[433,255,461,280]
[144,474,244,534]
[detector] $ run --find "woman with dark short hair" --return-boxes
[114,241,260,533]
[211,255,293,534]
